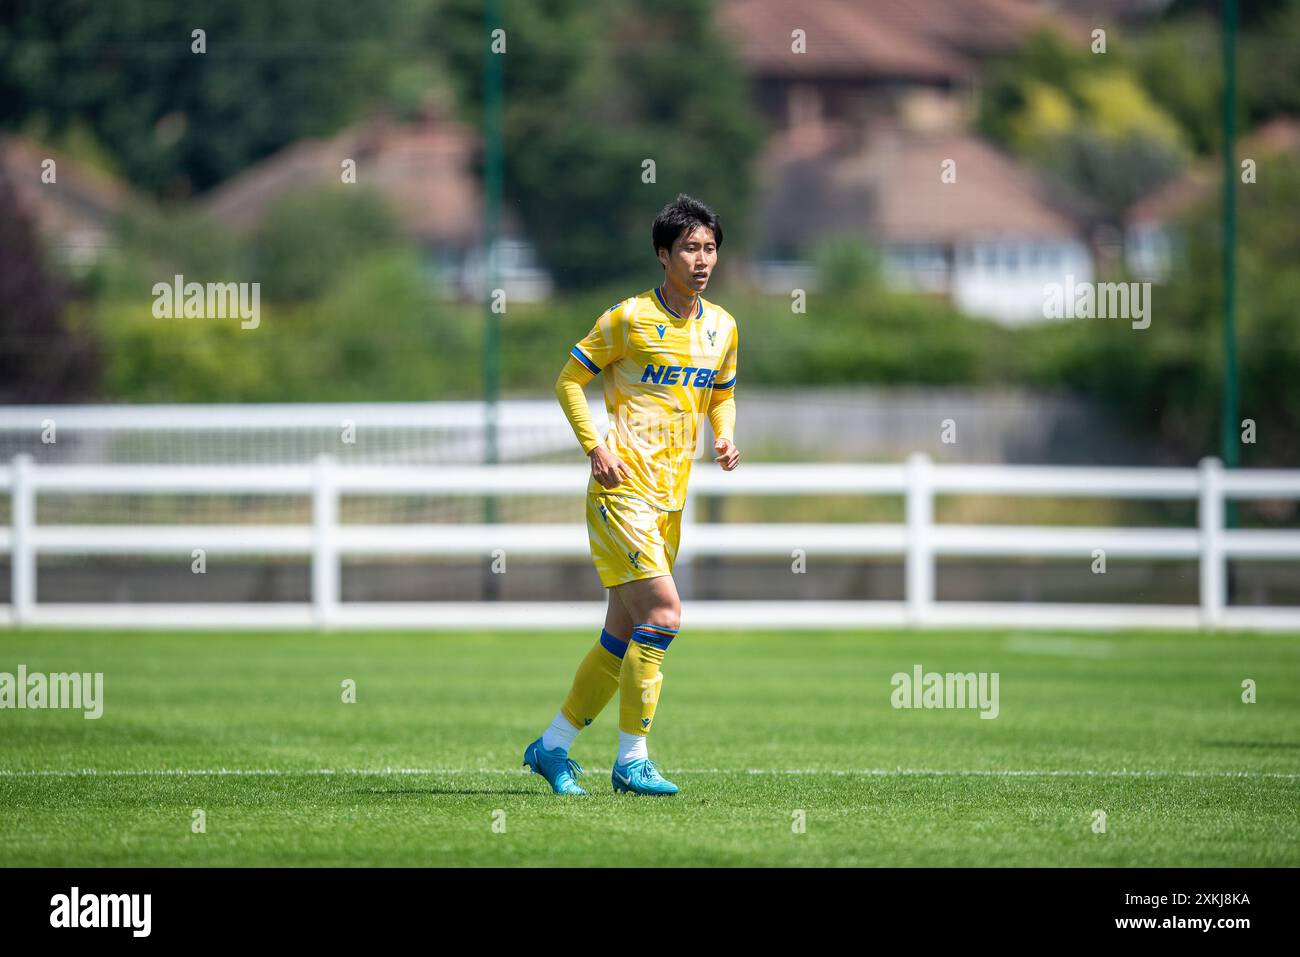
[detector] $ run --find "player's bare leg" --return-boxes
[603,587,635,642]
[613,573,681,632]
[610,573,681,794]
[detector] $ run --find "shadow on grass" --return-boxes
[1202,740,1300,749]
[352,787,545,796]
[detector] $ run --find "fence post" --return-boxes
[11,454,35,626]
[312,454,339,629]
[1198,456,1225,630]
[905,452,934,626]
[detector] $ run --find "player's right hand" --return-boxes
[589,446,631,489]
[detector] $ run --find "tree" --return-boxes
[0,167,98,401]
[981,29,1191,223]
[437,0,763,289]
[0,0,413,197]
[251,187,402,301]
[1038,154,1300,468]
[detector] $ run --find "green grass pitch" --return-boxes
[1,627,1297,866]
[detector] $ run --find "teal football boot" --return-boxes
[523,736,587,795]
[611,757,678,796]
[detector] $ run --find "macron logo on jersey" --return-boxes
[641,365,719,389]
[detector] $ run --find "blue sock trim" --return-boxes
[631,623,678,651]
[599,628,629,658]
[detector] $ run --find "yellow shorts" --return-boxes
[586,492,681,589]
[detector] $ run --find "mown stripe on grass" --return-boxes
[1,767,1297,779]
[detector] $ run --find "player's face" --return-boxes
[662,225,718,294]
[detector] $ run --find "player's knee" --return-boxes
[646,603,680,633]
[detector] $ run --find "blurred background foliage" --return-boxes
[0,0,1297,467]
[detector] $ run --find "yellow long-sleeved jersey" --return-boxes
[555,287,738,512]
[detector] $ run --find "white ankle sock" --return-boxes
[617,731,648,765]
[541,711,580,753]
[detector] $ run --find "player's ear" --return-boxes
[656,247,669,269]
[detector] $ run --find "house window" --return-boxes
[789,85,823,128]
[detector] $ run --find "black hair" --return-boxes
[652,193,723,261]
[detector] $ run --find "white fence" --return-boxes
[2,453,1299,631]
[0,401,601,465]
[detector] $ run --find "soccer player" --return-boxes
[523,194,740,796]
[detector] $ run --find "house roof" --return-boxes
[719,0,1080,83]
[863,0,1080,54]
[756,121,1086,252]
[0,135,138,255]
[1128,116,1300,225]
[201,111,488,246]
[721,0,971,81]
[1047,0,1174,25]
[870,131,1085,242]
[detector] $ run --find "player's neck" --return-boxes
[658,279,698,320]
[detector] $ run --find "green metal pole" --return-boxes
[1220,0,1240,608]
[482,0,503,599]
[484,0,502,468]
[1221,0,1239,481]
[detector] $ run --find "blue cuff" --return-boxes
[570,347,601,374]
[600,628,629,658]
[631,623,678,651]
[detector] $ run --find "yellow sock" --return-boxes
[619,623,678,735]
[560,629,628,730]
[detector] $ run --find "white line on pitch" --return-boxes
[0,767,1297,780]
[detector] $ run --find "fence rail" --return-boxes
[2,453,1298,631]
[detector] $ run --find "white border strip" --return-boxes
[3,601,1298,631]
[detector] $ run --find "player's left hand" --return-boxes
[714,438,739,471]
